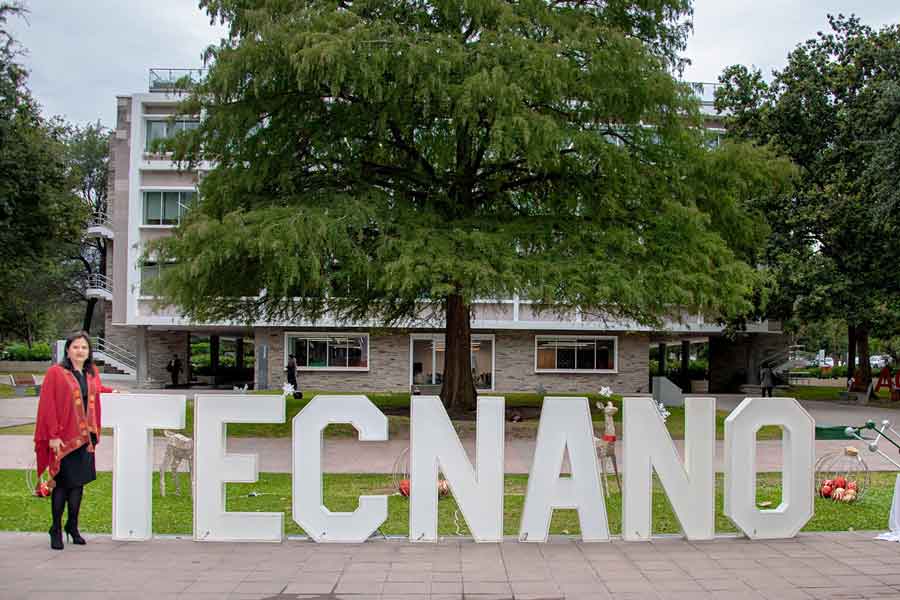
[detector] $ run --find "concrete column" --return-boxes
[135,326,149,385]
[658,343,667,377]
[681,340,691,392]
[254,329,268,391]
[185,334,192,384]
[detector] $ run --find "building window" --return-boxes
[139,261,175,295]
[411,334,494,390]
[145,119,200,152]
[143,190,196,225]
[287,334,369,370]
[535,336,616,373]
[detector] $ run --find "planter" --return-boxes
[0,360,51,372]
[690,379,709,393]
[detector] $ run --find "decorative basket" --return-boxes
[391,446,449,498]
[814,446,870,503]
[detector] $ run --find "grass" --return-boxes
[787,385,898,408]
[0,390,782,440]
[1,470,896,536]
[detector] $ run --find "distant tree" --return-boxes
[155,0,789,412]
[0,3,86,344]
[65,122,110,332]
[716,15,900,391]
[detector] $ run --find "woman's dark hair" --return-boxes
[60,331,95,373]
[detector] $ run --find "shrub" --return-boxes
[0,342,52,361]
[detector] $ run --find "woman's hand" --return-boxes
[49,438,63,454]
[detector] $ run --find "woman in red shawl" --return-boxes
[34,332,114,550]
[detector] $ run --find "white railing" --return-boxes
[93,336,137,375]
[86,273,112,294]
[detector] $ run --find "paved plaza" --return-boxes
[1,531,899,599]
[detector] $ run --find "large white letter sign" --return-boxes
[623,397,715,541]
[724,397,815,539]
[194,394,285,542]
[519,397,609,542]
[410,395,505,542]
[104,393,185,541]
[293,395,388,542]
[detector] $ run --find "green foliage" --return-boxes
[0,342,51,361]
[716,15,900,380]
[0,5,88,342]
[153,0,784,330]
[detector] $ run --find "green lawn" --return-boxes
[1,470,895,536]
[787,385,898,408]
[0,390,782,440]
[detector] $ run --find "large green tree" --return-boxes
[156,0,787,412]
[716,15,900,389]
[0,3,85,344]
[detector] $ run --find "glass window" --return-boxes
[472,338,493,390]
[348,336,367,368]
[144,192,162,225]
[307,339,328,367]
[294,338,307,366]
[163,192,181,225]
[576,339,596,370]
[536,336,616,371]
[412,339,432,384]
[329,337,349,368]
[146,121,168,151]
[596,339,615,370]
[289,334,369,370]
[556,339,576,369]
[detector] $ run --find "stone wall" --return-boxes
[493,331,650,394]
[147,330,191,384]
[258,328,650,395]
[261,329,410,392]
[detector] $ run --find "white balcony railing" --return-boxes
[86,211,114,239]
[86,273,113,301]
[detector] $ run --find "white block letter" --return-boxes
[293,395,388,542]
[410,395,504,542]
[104,393,186,541]
[194,394,285,542]
[519,397,609,542]
[724,397,815,539]
[623,397,715,541]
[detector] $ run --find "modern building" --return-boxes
[89,70,787,393]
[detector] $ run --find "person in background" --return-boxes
[759,364,775,398]
[34,331,115,550]
[286,354,298,391]
[166,354,183,386]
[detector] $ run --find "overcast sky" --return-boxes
[8,1,900,127]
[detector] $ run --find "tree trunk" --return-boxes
[847,323,856,381]
[82,297,98,333]
[440,292,476,417]
[857,325,872,395]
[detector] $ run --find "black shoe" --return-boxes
[64,523,86,545]
[49,527,63,550]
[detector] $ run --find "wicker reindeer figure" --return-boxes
[594,401,621,497]
[159,430,193,496]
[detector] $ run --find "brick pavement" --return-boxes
[1,531,899,599]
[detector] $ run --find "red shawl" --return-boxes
[34,364,108,486]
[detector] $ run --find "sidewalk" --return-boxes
[1,531,899,599]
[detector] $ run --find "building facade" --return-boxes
[88,73,785,394]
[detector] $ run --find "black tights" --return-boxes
[50,485,84,530]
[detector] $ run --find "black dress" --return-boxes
[53,369,97,489]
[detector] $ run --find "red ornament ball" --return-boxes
[399,479,411,497]
[820,484,833,498]
[36,481,50,498]
[833,476,848,489]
